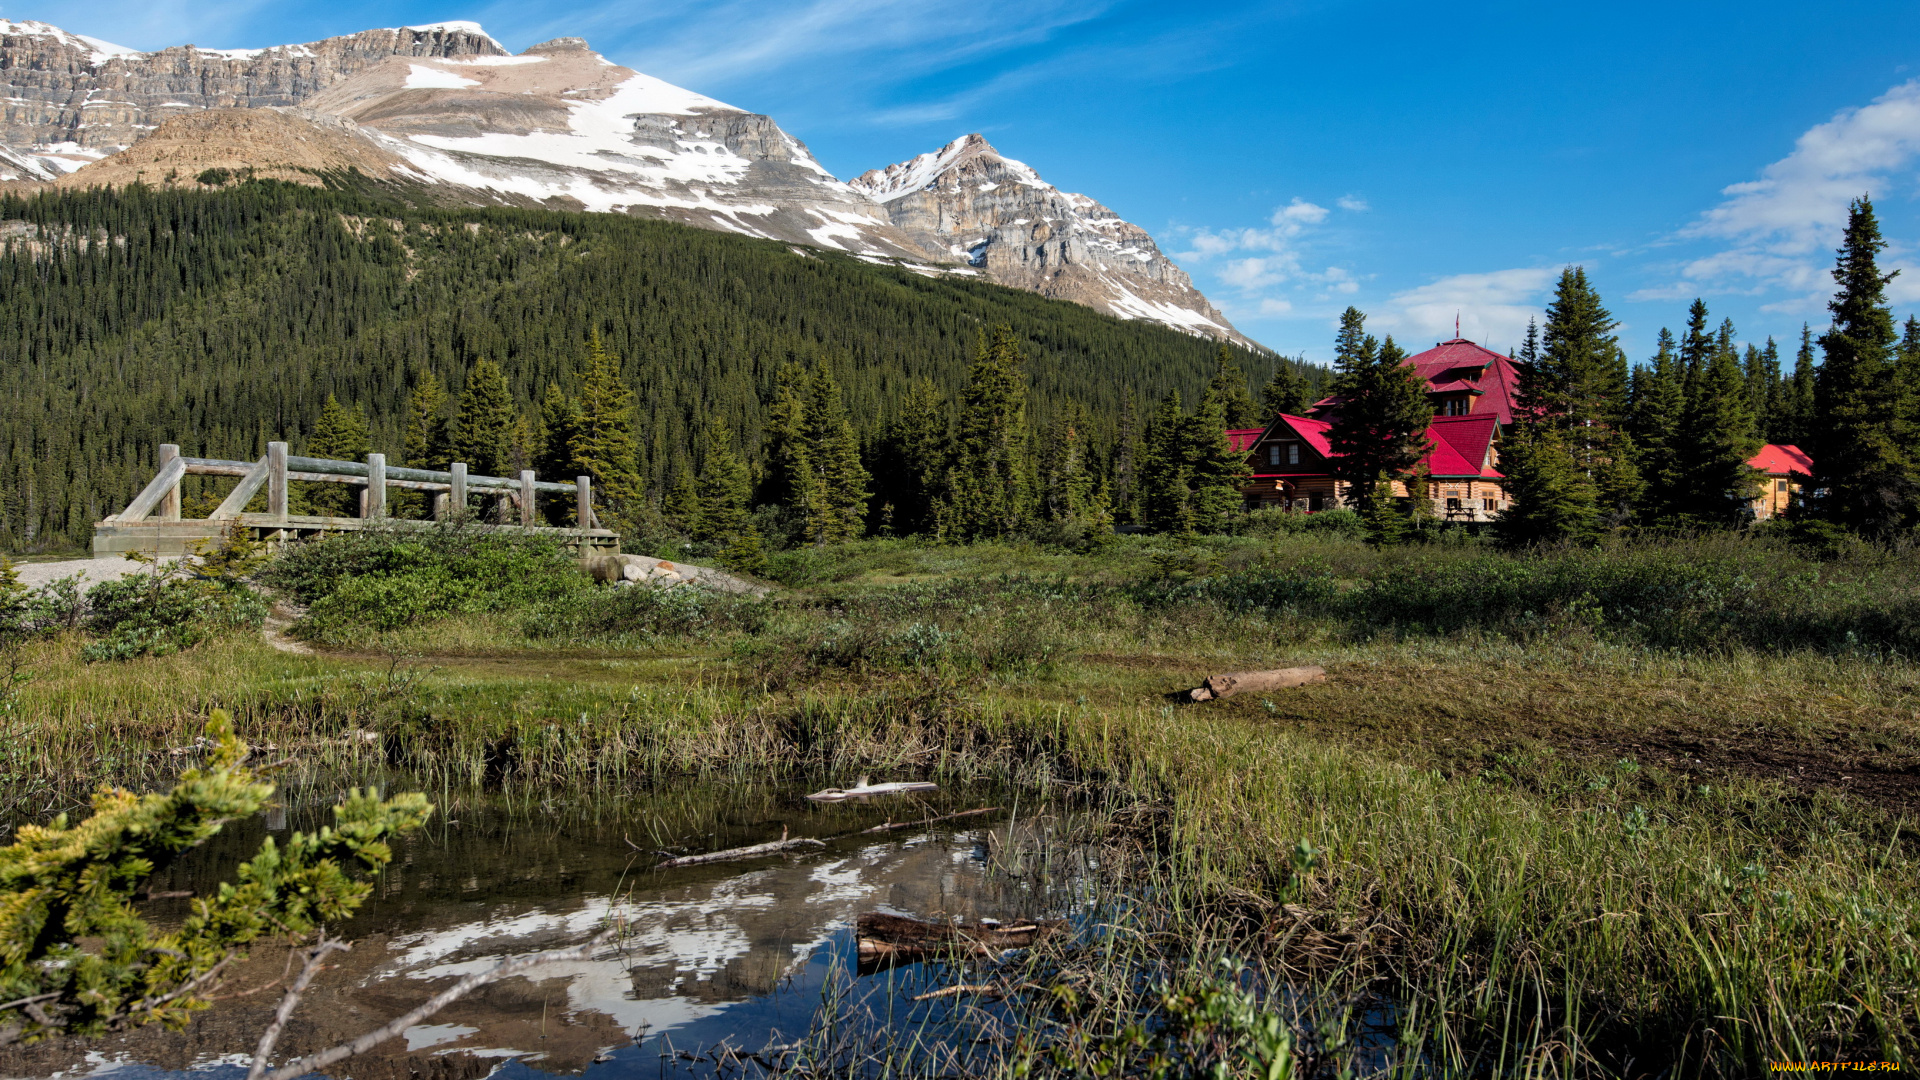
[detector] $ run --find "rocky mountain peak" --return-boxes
[851,135,1248,346]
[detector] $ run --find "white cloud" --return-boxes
[1376,267,1562,351]
[1173,195,1363,319]
[1272,197,1328,225]
[1666,77,1920,299]
[1336,195,1369,212]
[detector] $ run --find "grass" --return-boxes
[5,525,1918,1074]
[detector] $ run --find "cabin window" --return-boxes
[1776,479,1788,492]
[1287,444,1300,466]
[1446,497,1462,511]
[1309,492,1323,512]
[1482,498,1496,512]
[1267,444,1280,466]
[1442,398,1470,416]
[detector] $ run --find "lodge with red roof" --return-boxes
[1226,336,1813,523]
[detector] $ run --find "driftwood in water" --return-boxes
[855,912,1063,975]
[656,831,826,868]
[860,807,1000,833]
[804,779,939,802]
[1185,665,1326,702]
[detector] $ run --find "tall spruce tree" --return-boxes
[1744,338,1781,440]
[534,384,581,483]
[800,358,870,544]
[301,393,371,516]
[401,365,451,471]
[1186,381,1254,532]
[938,327,1034,540]
[1629,328,1688,521]
[692,416,751,545]
[1674,334,1762,526]
[1111,392,1142,524]
[450,359,515,478]
[664,459,699,536]
[1778,325,1818,446]
[572,333,644,530]
[872,379,947,536]
[1813,197,1918,536]
[1325,309,1432,512]
[758,360,815,519]
[1138,392,1195,535]
[1259,358,1314,418]
[1508,266,1638,533]
[1206,345,1265,427]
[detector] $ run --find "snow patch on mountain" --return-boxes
[404,65,479,89]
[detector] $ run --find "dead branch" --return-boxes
[656,835,826,868]
[804,780,939,802]
[255,932,610,1080]
[247,936,350,1080]
[1185,665,1325,702]
[860,807,1000,833]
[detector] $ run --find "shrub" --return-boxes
[522,583,771,641]
[80,569,267,662]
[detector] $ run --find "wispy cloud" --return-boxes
[1376,267,1563,352]
[1176,197,1366,325]
[1658,77,1920,309]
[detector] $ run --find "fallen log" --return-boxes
[860,807,1000,833]
[804,779,939,802]
[656,831,826,868]
[855,912,1063,975]
[1185,665,1326,702]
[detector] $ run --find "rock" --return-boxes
[850,134,1248,346]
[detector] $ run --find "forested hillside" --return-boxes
[0,180,1297,551]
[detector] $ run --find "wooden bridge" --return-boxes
[92,442,621,558]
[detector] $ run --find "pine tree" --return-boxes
[1744,339,1781,440]
[1325,309,1431,512]
[758,360,815,519]
[1493,425,1597,546]
[693,415,752,548]
[572,333,644,531]
[801,358,870,544]
[1813,197,1918,536]
[1138,393,1194,534]
[534,384,581,483]
[401,365,451,471]
[1206,345,1264,427]
[1777,325,1818,446]
[1510,267,1638,533]
[873,379,946,536]
[1186,379,1253,532]
[1629,328,1687,521]
[1360,478,1410,546]
[1674,338,1762,526]
[450,359,516,478]
[1259,358,1314,418]
[664,458,699,536]
[938,327,1034,540]
[1111,392,1142,524]
[302,393,371,516]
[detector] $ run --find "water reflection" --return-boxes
[20,781,1075,1079]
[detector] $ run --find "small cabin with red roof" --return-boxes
[1748,443,1811,519]
[1232,412,1507,520]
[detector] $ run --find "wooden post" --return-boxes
[519,470,536,527]
[367,453,387,518]
[450,463,467,519]
[267,442,288,522]
[432,492,449,521]
[157,444,181,521]
[576,476,593,529]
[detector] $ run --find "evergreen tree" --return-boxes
[1674,336,1761,526]
[758,360,815,518]
[1206,345,1265,427]
[664,459,699,536]
[1138,392,1194,535]
[401,365,451,471]
[1259,358,1314,418]
[1629,328,1687,520]
[1813,196,1918,536]
[1743,338,1781,440]
[534,383,581,483]
[301,393,371,516]
[1360,478,1410,545]
[1186,379,1253,532]
[871,379,946,536]
[1111,392,1142,524]
[1493,425,1597,546]
[938,327,1034,540]
[572,333,644,530]
[450,359,515,478]
[693,415,751,545]
[1511,266,1638,532]
[1325,309,1432,512]
[1777,325,1818,446]
[801,358,870,544]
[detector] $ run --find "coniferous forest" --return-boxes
[0,179,1313,551]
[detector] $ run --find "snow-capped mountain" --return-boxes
[0,20,1245,342]
[851,134,1247,346]
[0,19,502,180]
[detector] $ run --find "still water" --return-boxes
[28,778,1082,1079]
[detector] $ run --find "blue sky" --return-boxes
[19,0,1920,362]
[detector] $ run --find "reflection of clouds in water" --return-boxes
[365,831,1011,1051]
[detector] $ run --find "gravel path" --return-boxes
[14,556,186,592]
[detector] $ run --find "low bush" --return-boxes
[80,570,267,661]
[265,524,586,641]
[522,582,773,641]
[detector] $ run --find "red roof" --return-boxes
[1235,411,1500,481]
[1748,443,1812,476]
[1309,337,1525,425]
[1225,428,1264,453]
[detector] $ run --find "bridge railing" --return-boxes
[109,441,599,529]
